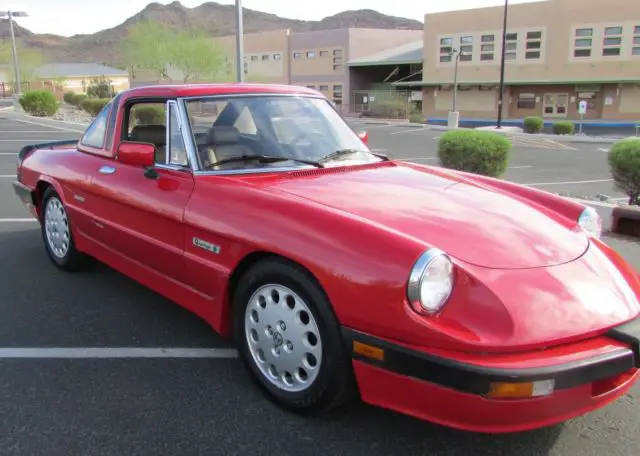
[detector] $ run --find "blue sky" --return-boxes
[6,0,542,37]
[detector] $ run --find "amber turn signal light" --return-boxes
[487,379,555,399]
[352,341,385,361]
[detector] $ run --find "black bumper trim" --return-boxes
[607,316,640,368]
[13,181,34,206]
[341,328,636,396]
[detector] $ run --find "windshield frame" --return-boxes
[176,92,377,176]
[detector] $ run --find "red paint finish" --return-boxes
[117,142,155,167]
[12,84,640,432]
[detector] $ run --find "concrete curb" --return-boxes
[6,111,90,129]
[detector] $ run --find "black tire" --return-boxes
[233,257,357,415]
[40,186,89,272]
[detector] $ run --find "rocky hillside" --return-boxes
[0,1,423,66]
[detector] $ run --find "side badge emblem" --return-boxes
[193,237,221,254]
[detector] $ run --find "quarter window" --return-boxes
[81,102,111,149]
[167,102,188,167]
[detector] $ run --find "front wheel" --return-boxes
[233,258,356,414]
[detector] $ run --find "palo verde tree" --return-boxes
[119,20,232,83]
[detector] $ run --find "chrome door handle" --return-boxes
[99,166,116,174]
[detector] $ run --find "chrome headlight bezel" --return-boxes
[407,248,455,316]
[577,206,602,239]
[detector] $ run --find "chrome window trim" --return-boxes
[176,97,201,172]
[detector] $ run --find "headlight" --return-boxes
[577,206,602,239]
[407,248,454,315]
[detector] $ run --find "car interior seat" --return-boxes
[201,126,253,169]
[129,125,167,163]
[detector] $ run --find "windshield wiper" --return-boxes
[318,148,385,165]
[206,154,322,168]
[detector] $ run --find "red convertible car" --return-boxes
[13,84,640,433]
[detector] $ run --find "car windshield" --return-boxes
[184,95,380,171]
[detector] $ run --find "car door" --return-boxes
[85,99,195,284]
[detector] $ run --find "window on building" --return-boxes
[603,37,621,46]
[460,54,472,62]
[634,37,640,45]
[440,55,452,63]
[517,93,536,109]
[333,49,343,57]
[481,34,494,42]
[460,36,473,44]
[319,85,329,91]
[634,27,640,56]
[505,42,517,51]
[575,39,592,47]
[524,30,542,59]
[306,85,315,89]
[440,37,453,45]
[635,25,640,34]
[333,57,342,64]
[333,64,342,71]
[251,55,259,61]
[333,85,343,98]
[574,48,591,57]
[273,54,282,60]
[603,47,621,56]
[481,44,494,52]
[604,26,623,35]
[306,51,316,58]
[262,55,270,61]
[505,32,518,41]
[319,50,328,57]
[480,53,494,61]
[440,46,452,54]
[293,52,301,59]
[460,45,473,53]
[633,47,640,55]
[505,52,517,60]
[575,28,593,37]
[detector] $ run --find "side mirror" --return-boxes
[357,130,369,145]
[118,141,155,168]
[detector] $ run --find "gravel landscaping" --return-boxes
[50,102,93,124]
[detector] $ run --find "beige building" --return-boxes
[416,0,640,121]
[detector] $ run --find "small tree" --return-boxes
[19,91,59,116]
[86,76,114,99]
[608,138,640,205]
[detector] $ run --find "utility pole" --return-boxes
[235,0,244,83]
[1,11,28,95]
[496,0,509,129]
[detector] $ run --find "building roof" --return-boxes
[34,63,128,79]
[347,40,423,67]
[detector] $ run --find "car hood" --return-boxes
[257,162,589,269]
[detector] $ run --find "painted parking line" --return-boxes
[524,178,613,186]
[0,153,17,155]
[507,165,533,169]
[0,218,38,222]
[11,117,85,133]
[389,128,429,135]
[0,347,239,359]
[598,148,610,153]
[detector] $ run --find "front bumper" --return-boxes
[342,318,640,433]
[12,181,39,220]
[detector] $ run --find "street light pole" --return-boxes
[1,11,28,95]
[496,0,509,129]
[452,49,460,113]
[235,0,244,83]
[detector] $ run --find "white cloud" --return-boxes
[10,0,544,37]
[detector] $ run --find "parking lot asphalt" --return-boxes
[0,114,639,455]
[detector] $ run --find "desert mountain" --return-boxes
[0,1,423,67]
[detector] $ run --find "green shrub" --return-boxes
[63,91,75,104]
[553,121,575,135]
[523,116,543,134]
[437,130,512,178]
[608,138,640,205]
[70,93,87,107]
[81,98,110,116]
[409,112,424,124]
[133,105,166,124]
[86,76,114,99]
[18,91,59,117]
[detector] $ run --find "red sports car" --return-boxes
[13,84,640,433]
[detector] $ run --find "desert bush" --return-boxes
[523,116,543,134]
[553,121,575,135]
[81,98,110,116]
[133,105,166,124]
[437,129,512,178]
[70,93,87,107]
[63,91,75,104]
[86,76,114,99]
[608,138,640,205]
[18,90,59,117]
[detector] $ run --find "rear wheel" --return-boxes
[233,258,356,414]
[41,187,89,271]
